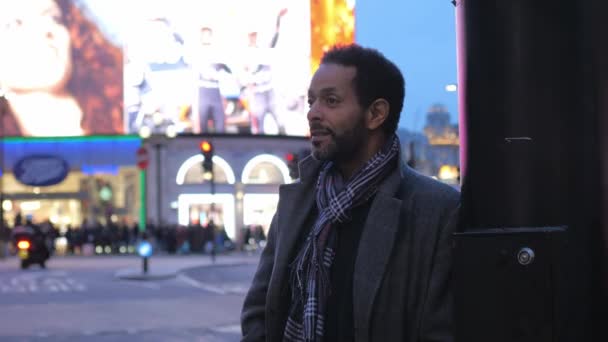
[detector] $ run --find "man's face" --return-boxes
[307,63,368,163]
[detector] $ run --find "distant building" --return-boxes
[396,129,433,175]
[398,103,460,185]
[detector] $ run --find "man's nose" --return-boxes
[307,100,322,122]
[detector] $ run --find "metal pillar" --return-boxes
[454,0,607,341]
[154,143,162,226]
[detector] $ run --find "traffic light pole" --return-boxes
[210,170,215,211]
[0,95,6,257]
[154,143,162,227]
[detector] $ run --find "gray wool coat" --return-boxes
[241,155,460,342]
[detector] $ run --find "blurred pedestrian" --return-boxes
[205,220,216,263]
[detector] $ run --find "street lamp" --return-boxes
[445,83,458,92]
[0,92,7,246]
[139,127,177,229]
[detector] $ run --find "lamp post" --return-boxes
[153,142,162,227]
[0,93,7,257]
[139,126,177,230]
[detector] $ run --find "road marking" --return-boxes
[176,274,227,294]
[0,272,87,293]
[66,278,87,291]
[121,280,161,290]
[212,324,241,333]
[223,284,249,295]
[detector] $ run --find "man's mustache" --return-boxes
[309,123,333,135]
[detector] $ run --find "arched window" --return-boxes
[241,154,291,184]
[176,155,236,185]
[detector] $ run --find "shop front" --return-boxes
[0,136,142,232]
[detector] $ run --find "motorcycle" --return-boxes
[15,235,49,269]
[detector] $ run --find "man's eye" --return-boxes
[307,98,315,107]
[325,97,339,106]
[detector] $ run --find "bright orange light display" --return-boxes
[310,0,356,72]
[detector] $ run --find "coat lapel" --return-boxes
[267,156,321,311]
[353,166,404,340]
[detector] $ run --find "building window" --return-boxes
[176,155,236,185]
[242,154,291,184]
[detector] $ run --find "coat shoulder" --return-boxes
[400,168,460,211]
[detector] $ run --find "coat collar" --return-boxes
[267,156,322,312]
[353,162,406,339]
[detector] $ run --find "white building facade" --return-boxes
[144,135,310,240]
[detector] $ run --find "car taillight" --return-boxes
[17,240,30,250]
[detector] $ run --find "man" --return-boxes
[193,26,229,133]
[241,44,460,341]
[241,8,288,134]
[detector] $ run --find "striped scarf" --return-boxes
[283,135,401,342]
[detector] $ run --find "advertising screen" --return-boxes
[0,0,355,138]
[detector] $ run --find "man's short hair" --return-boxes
[321,44,405,135]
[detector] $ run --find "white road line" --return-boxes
[58,282,71,292]
[212,324,242,333]
[176,274,227,295]
[66,278,87,291]
[121,280,162,290]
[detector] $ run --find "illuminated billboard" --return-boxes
[0,0,354,138]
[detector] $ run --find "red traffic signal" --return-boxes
[285,153,295,162]
[200,141,213,153]
[200,141,214,174]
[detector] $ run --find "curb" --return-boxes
[114,268,178,281]
[114,259,259,281]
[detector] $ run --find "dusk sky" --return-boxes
[356,0,459,132]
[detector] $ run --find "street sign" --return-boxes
[136,147,149,170]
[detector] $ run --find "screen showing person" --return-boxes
[0,0,123,137]
[123,0,354,138]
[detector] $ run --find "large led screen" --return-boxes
[0,0,355,138]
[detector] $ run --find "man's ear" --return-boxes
[366,98,390,130]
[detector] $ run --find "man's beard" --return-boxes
[312,116,367,163]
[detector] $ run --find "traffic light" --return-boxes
[286,152,299,179]
[200,140,214,174]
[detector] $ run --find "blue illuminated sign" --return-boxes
[13,155,69,186]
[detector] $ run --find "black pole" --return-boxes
[210,166,216,262]
[454,0,607,341]
[142,256,148,274]
[154,143,162,227]
[0,95,6,250]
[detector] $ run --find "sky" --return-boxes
[356,0,459,132]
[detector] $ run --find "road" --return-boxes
[0,253,260,341]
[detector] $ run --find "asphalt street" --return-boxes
[0,252,261,341]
